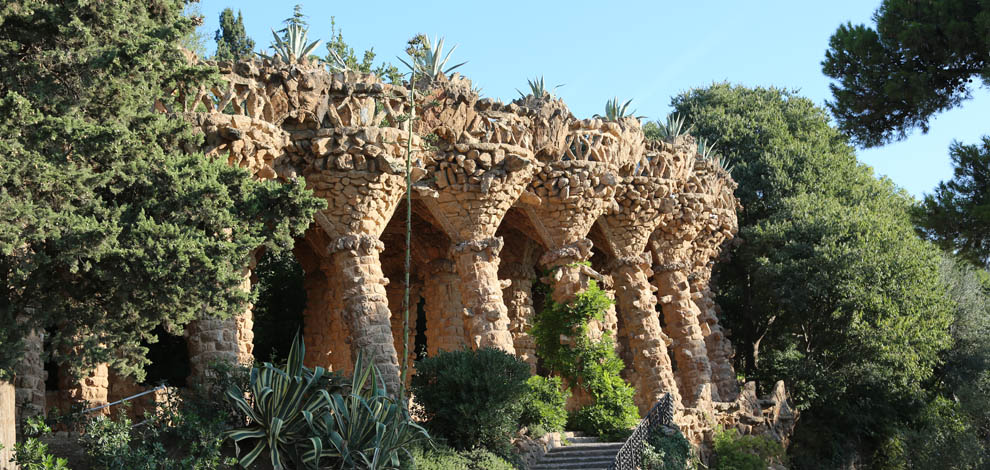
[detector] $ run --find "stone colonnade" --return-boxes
[15,59,796,448]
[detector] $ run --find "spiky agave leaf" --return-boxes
[602,97,635,121]
[398,34,466,83]
[516,76,564,99]
[262,23,323,64]
[655,113,693,143]
[697,137,720,160]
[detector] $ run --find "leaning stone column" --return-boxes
[1,379,15,470]
[500,261,540,373]
[421,259,468,355]
[419,142,537,353]
[597,145,685,412]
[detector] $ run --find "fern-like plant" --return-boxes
[259,23,322,64]
[397,34,466,83]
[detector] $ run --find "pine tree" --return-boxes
[0,0,324,381]
[214,8,255,62]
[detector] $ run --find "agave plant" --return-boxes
[516,76,563,99]
[697,137,719,160]
[653,113,693,143]
[301,353,431,470]
[603,97,637,121]
[259,23,323,64]
[397,34,466,83]
[223,333,330,469]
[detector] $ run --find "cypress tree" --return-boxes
[214,7,255,62]
[0,0,323,381]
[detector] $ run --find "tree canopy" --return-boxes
[669,83,957,467]
[214,7,255,62]
[822,0,990,147]
[0,0,324,381]
[915,136,990,269]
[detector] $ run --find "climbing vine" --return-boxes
[531,268,639,440]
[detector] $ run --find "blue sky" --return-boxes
[195,0,989,199]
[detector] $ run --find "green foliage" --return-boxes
[400,444,517,470]
[262,23,322,64]
[672,84,958,466]
[519,376,570,436]
[397,35,466,83]
[302,353,430,470]
[711,428,784,470]
[639,427,693,470]
[252,250,307,363]
[325,17,401,83]
[180,3,210,59]
[531,279,639,440]
[916,137,990,268]
[602,97,637,121]
[223,333,330,469]
[411,348,530,452]
[214,8,255,62]
[516,76,563,99]
[7,439,70,470]
[644,113,692,143]
[0,0,325,382]
[822,0,990,147]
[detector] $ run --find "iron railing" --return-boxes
[608,393,675,470]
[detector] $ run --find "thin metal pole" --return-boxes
[400,75,416,406]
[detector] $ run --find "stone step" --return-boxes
[532,440,623,470]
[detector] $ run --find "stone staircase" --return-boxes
[530,434,622,470]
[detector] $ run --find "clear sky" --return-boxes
[195,0,989,199]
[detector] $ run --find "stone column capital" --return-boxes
[605,252,653,273]
[450,236,503,257]
[329,234,385,256]
[499,263,538,281]
[539,238,593,269]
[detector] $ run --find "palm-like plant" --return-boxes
[516,76,563,99]
[301,353,431,470]
[654,113,693,143]
[259,23,323,64]
[397,34,466,83]
[223,333,330,470]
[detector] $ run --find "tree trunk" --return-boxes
[330,234,402,396]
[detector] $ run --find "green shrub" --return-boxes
[6,439,71,470]
[519,376,570,436]
[531,278,639,439]
[400,444,517,470]
[411,348,530,452]
[712,428,784,470]
[640,426,692,470]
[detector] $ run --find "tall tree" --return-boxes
[324,17,401,83]
[669,83,956,467]
[0,0,324,383]
[915,137,990,269]
[214,7,255,62]
[822,0,990,147]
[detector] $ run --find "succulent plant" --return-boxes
[602,97,636,121]
[398,34,466,83]
[259,23,323,64]
[697,137,719,160]
[654,113,693,143]
[516,76,563,99]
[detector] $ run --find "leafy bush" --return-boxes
[531,278,639,439]
[518,376,570,437]
[6,439,71,470]
[639,426,692,470]
[400,444,517,470]
[711,428,784,470]
[411,348,530,452]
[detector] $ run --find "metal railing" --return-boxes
[608,393,675,470]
